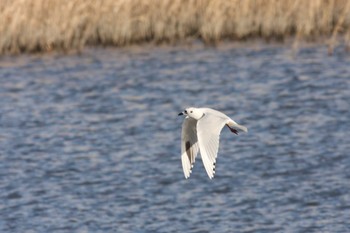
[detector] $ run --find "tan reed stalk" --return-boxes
[0,0,349,55]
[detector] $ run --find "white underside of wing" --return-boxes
[181,117,199,179]
[197,113,227,179]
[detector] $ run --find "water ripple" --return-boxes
[1,45,350,232]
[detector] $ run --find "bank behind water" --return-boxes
[1,0,350,55]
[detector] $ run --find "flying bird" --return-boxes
[178,107,247,179]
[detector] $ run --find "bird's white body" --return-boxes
[179,107,247,179]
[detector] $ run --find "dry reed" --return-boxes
[0,0,350,55]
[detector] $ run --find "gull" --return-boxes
[178,107,247,179]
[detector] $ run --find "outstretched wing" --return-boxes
[197,114,227,179]
[181,117,199,179]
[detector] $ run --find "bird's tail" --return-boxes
[227,120,248,134]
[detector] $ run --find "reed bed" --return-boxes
[0,0,350,55]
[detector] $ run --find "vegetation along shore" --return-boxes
[1,0,350,55]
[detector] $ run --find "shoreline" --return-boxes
[1,0,349,56]
[0,37,347,59]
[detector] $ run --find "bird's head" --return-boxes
[178,107,204,120]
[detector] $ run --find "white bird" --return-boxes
[178,107,247,179]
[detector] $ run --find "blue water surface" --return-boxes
[0,44,350,232]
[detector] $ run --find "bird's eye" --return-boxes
[190,111,193,113]
[184,110,187,114]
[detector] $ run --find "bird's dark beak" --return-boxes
[178,112,184,116]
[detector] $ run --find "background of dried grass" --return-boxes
[1,0,350,54]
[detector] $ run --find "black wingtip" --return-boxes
[227,125,238,135]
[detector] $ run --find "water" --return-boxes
[0,44,350,233]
